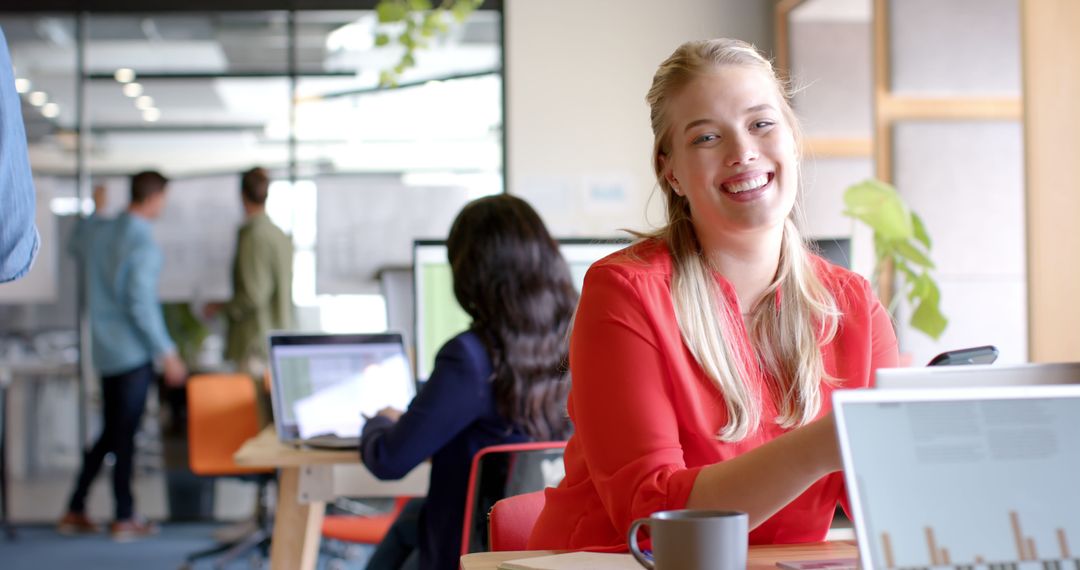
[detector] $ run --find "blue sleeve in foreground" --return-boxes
[0,26,40,283]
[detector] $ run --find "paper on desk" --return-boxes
[497,552,639,570]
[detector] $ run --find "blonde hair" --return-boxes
[645,38,840,441]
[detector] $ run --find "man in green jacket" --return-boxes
[206,167,293,422]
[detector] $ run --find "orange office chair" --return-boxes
[182,373,276,570]
[488,490,547,551]
[460,442,567,555]
[322,495,413,545]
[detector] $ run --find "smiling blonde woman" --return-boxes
[528,38,899,550]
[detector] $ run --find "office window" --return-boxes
[1,8,505,334]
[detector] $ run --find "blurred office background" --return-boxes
[0,4,511,543]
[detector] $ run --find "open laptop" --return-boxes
[834,385,1080,569]
[268,332,416,449]
[876,362,1080,389]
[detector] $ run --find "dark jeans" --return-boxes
[366,497,424,570]
[66,362,154,521]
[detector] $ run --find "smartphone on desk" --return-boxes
[926,345,999,366]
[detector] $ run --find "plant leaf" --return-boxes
[377,0,408,23]
[911,295,948,340]
[903,268,927,302]
[895,259,918,286]
[408,0,432,10]
[872,233,888,263]
[843,179,913,241]
[451,0,478,22]
[894,240,935,269]
[420,12,440,37]
[911,212,932,250]
[374,33,391,47]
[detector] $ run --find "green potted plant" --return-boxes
[842,178,947,340]
[373,0,484,86]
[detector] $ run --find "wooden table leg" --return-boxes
[269,466,324,570]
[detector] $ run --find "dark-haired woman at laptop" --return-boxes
[359,194,577,570]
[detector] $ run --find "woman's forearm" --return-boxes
[685,413,841,528]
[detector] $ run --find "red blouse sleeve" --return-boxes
[865,277,900,379]
[568,264,703,535]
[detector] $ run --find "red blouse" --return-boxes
[528,239,898,549]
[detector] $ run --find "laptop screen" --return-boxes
[834,386,1080,569]
[268,332,415,441]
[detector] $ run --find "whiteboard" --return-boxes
[152,174,243,302]
[315,174,469,295]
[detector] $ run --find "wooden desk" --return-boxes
[459,542,858,570]
[234,426,430,570]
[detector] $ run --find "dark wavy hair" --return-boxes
[446,195,577,441]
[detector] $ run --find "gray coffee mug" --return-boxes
[627,509,748,570]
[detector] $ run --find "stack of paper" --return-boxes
[497,552,640,570]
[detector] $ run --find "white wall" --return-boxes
[505,0,773,238]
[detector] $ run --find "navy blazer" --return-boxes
[360,330,527,570]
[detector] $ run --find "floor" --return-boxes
[1,523,375,570]
[3,468,376,570]
[0,372,391,569]
[7,469,256,524]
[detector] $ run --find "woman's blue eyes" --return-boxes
[693,134,718,144]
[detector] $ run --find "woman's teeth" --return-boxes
[723,174,770,194]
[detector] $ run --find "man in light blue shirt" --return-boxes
[0,26,40,282]
[59,171,187,541]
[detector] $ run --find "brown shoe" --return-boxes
[57,512,102,535]
[109,517,159,542]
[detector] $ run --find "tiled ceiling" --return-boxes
[2,10,503,176]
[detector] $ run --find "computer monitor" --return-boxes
[412,238,630,381]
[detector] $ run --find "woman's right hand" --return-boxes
[375,407,404,422]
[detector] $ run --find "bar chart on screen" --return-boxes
[841,394,1080,570]
[877,510,1075,569]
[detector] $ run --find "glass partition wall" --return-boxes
[2,7,504,331]
[0,7,504,474]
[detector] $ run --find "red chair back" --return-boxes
[460,441,566,555]
[488,490,547,551]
